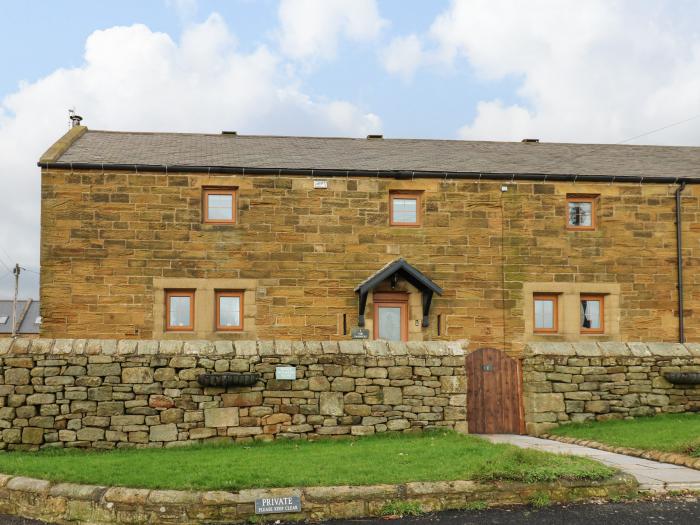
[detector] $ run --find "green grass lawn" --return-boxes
[550,413,700,457]
[0,431,613,491]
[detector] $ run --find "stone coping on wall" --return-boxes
[542,434,700,471]
[525,342,700,357]
[0,338,469,357]
[0,471,637,525]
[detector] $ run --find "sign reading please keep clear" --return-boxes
[255,496,302,514]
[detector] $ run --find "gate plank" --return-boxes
[466,348,522,434]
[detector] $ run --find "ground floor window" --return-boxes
[533,293,558,333]
[216,291,244,331]
[580,294,604,333]
[165,290,195,331]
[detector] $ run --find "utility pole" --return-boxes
[11,263,20,337]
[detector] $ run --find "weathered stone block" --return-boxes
[331,377,355,392]
[77,427,105,441]
[21,427,44,445]
[585,400,610,413]
[308,376,331,392]
[121,367,154,384]
[149,423,178,442]
[222,392,263,407]
[388,367,412,379]
[4,368,30,385]
[205,407,239,428]
[526,393,565,414]
[87,363,121,377]
[320,392,344,416]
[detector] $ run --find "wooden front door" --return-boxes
[466,348,524,434]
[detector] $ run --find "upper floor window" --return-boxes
[580,294,604,333]
[216,290,243,331]
[567,195,596,230]
[533,294,558,333]
[390,191,422,226]
[165,290,195,331]
[203,188,237,224]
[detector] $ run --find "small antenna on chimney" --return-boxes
[68,108,83,128]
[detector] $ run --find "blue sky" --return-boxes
[1,0,700,299]
[0,0,519,140]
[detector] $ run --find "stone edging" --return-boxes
[0,338,468,357]
[525,341,700,357]
[0,471,637,524]
[542,434,700,470]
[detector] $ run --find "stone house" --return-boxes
[39,126,700,354]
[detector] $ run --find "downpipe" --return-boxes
[676,181,686,343]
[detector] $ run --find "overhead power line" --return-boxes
[0,254,11,273]
[617,113,700,144]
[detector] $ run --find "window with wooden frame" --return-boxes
[389,191,422,226]
[215,290,244,331]
[566,195,597,230]
[373,292,409,341]
[580,294,604,333]
[533,294,558,333]
[203,187,237,224]
[165,290,195,331]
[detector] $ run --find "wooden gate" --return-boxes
[466,348,524,434]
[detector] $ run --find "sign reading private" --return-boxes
[255,496,302,514]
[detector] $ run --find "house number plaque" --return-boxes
[351,327,369,339]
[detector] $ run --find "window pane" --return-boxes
[581,299,601,329]
[219,296,241,327]
[378,306,402,341]
[534,299,554,329]
[169,296,191,327]
[392,198,417,223]
[207,194,233,220]
[568,202,592,226]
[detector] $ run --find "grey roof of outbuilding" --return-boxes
[0,300,40,334]
[49,129,700,179]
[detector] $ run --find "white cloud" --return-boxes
[380,34,426,80]
[277,0,386,61]
[386,0,700,145]
[165,0,199,21]
[0,13,381,297]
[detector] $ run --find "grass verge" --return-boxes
[0,431,614,491]
[549,413,700,457]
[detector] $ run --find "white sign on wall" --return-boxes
[275,366,297,380]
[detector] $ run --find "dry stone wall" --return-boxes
[0,338,467,450]
[523,342,700,434]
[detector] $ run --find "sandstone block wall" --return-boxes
[41,167,700,352]
[0,338,467,450]
[523,342,700,434]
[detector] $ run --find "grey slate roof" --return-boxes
[0,300,40,335]
[50,130,700,179]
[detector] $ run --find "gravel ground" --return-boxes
[323,497,700,525]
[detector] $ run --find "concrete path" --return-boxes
[483,434,700,493]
